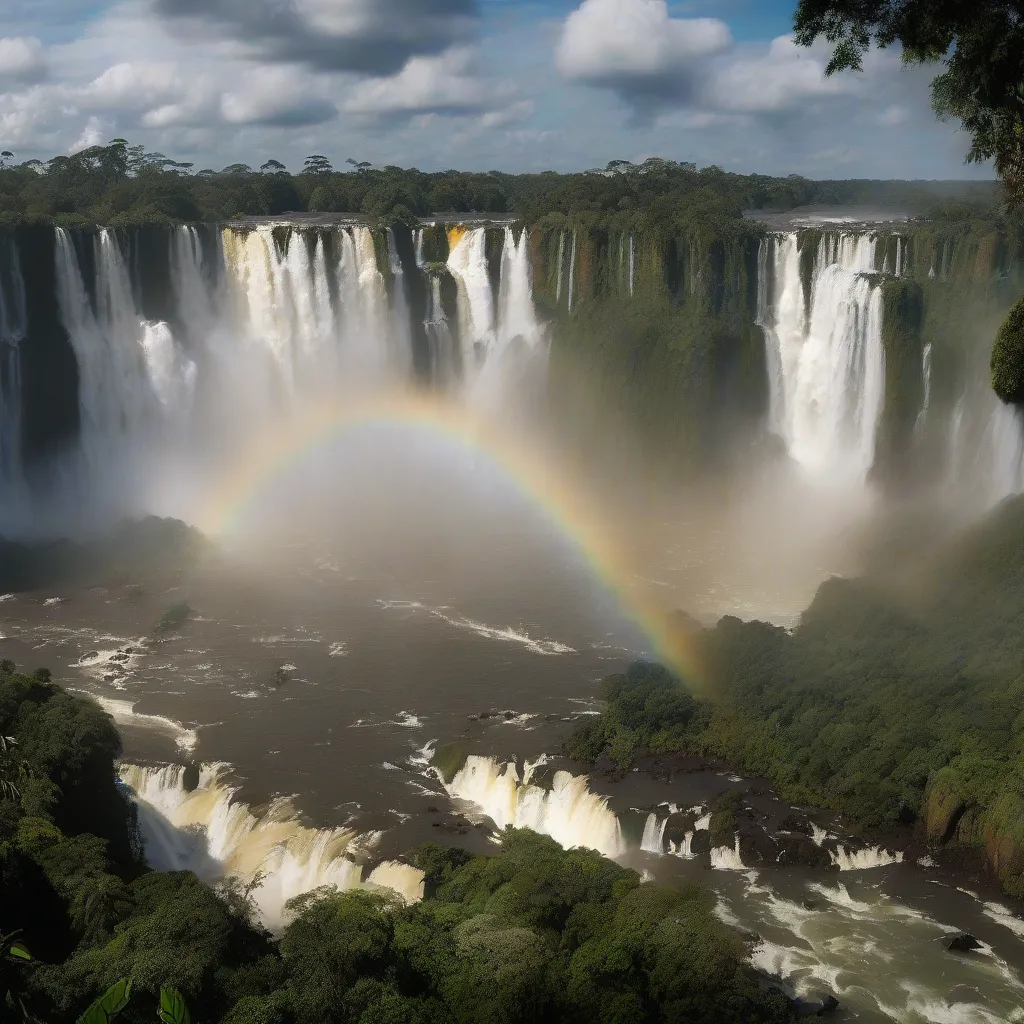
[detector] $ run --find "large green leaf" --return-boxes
[158,986,190,1024]
[7,941,31,962]
[77,979,133,1024]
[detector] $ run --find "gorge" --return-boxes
[2,197,1024,1024]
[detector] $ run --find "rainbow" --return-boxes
[199,391,697,679]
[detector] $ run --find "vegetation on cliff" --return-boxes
[991,296,1024,404]
[0,662,796,1023]
[567,496,1024,897]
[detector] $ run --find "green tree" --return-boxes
[303,155,333,175]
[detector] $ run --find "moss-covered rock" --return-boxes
[431,743,469,785]
[991,295,1024,404]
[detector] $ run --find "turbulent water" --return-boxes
[2,217,1024,1021]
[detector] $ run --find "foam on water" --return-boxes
[120,763,424,929]
[830,844,903,871]
[85,693,198,752]
[710,837,745,870]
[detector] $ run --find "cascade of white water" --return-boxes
[447,227,495,372]
[119,763,424,929]
[386,229,412,368]
[629,234,635,297]
[761,232,885,480]
[445,754,625,858]
[830,845,903,871]
[710,836,745,870]
[497,226,542,351]
[55,228,187,481]
[0,237,26,497]
[988,402,1024,499]
[567,232,577,313]
[555,232,566,304]
[424,275,456,383]
[914,343,933,435]
[641,813,667,854]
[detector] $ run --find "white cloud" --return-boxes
[69,115,106,152]
[704,36,851,114]
[0,36,47,84]
[557,0,730,102]
[221,66,337,127]
[343,46,525,126]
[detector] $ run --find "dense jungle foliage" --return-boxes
[0,139,1003,230]
[0,664,799,1024]
[566,495,1024,897]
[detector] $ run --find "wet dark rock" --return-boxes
[479,712,493,720]
[739,831,772,864]
[110,653,129,662]
[775,833,832,869]
[123,646,135,654]
[503,710,516,720]
[431,822,442,828]
[780,813,813,836]
[947,933,983,952]
[793,993,840,1016]
[690,830,711,856]
[426,805,439,813]
[273,668,289,688]
[802,899,817,911]
[103,673,116,682]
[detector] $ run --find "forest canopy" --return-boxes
[566,495,1024,898]
[0,138,1003,230]
[0,661,799,1023]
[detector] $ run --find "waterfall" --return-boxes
[641,812,667,854]
[445,754,625,858]
[710,836,745,871]
[915,343,933,434]
[0,237,26,500]
[628,234,635,297]
[424,276,456,383]
[119,763,424,929]
[497,226,542,353]
[446,227,495,371]
[386,229,412,369]
[55,228,190,487]
[760,232,885,481]
[567,232,577,313]
[555,232,566,304]
[4,222,550,528]
[988,403,1024,499]
[830,845,903,871]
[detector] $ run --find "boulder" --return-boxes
[947,934,983,952]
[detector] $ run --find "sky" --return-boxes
[0,0,993,179]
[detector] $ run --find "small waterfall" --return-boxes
[386,229,412,368]
[555,233,566,304]
[760,232,885,481]
[915,343,933,434]
[119,763,424,929]
[567,232,577,313]
[641,812,667,854]
[446,227,495,371]
[496,226,542,352]
[424,276,456,383]
[830,845,903,871]
[445,754,625,858]
[710,836,745,870]
[629,234,635,297]
[988,402,1024,498]
[668,832,695,859]
[0,237,26,499]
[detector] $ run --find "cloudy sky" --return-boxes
[0,0,990,179]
